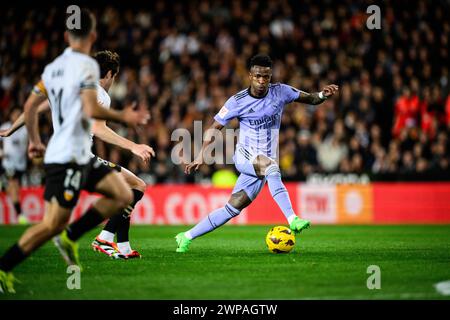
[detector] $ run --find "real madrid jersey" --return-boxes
[36,47,100,165]
[214,83,300,159]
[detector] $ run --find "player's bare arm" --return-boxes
[0,101,50,138]
[295,84,339,105]
[23,92,47,158]
[81,89,150,127]
[184,120,224,174]
[92,118,155,163]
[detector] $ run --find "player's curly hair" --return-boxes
[94,50,120,78]
[249,54,273,69]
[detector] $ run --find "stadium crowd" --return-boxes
[0,0,449,185]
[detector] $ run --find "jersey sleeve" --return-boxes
[79,60,100,91]
[214,96,239,126]
[280,83,301,104]
[32,79,48,97]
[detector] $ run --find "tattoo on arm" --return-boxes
[295,91,326,105]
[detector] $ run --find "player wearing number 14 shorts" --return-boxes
[0,9,149,294]
[0,51,155,259]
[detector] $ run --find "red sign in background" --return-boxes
[1,183,450,225]
[373,183,450,223]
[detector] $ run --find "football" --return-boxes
[265,226,296,253]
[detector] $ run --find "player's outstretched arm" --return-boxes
[81,89,150,127]
[184,120,224,174]
[24,92,48,158]
[0,101,50,138]
[92,117,155,163]
[295,84,339,105]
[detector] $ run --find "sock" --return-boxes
[0,244,28,272]
[66,207,105,242]
[265,164,296,222]
[98,230,115,243]
[116,216,131,242]
[103,189,143,235]
[14,202,21,216]
[103,215,120,234]
[116,189,144,243]
[117,242,132,255]
[188,203,241,239]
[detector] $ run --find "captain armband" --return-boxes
[32,80,48,98]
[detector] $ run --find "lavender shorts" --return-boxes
[231,145,266,200]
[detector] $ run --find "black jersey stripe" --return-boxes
[235,92,249,100]
[234,90,248,99]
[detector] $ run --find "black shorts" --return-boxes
[44,157,113,209]
[93,156,122,172]
[44,162,89,209]
[82,156,118,192]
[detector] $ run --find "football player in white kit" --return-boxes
[0,9,149,294]
[0,108,29,224]
[88,51,154,259]
[0,51,155,259]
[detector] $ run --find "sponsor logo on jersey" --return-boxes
[249,114,280,130]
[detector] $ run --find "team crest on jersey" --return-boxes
[64,190,74,202]
[218,106,229,118]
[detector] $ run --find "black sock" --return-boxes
[116,189,144,243]
[103,189,144,235]
[14,202,21,216]
[66,207,105,242]
[103,214,120,234]
[116,215,131,243]
[0,244,28,272]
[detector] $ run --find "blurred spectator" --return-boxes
[317,135,348,172]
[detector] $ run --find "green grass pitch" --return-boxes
[1,225,449,300]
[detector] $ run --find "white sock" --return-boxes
[287,214,297,224]
[185,231,193,240]
[118,242,132,254]
[98,230,114,243]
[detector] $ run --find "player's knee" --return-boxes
[229,190,252,211]
[116,187,133,208]
[43,219,66,236]
[108,172,133,207]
